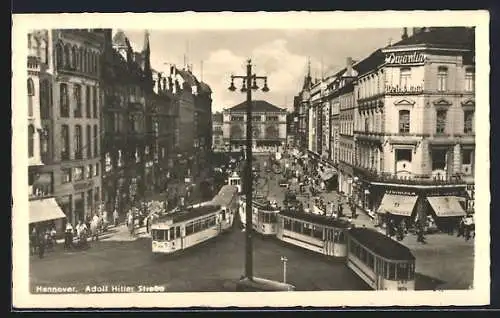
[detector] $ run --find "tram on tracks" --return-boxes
[346,227,416,290]
[276,209,351,257]
[227,171,242,194]
[209,185,239,232]
[239,196,280,236]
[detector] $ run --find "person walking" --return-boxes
[37,229,46,259]
[30,227,38,256]
[113,209,119,227]
[64,221,73,250]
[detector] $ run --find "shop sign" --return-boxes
[385,84,424,94]
[385,51,426,65]
[73,180,94,191]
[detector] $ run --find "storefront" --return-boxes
[29,197,67,232]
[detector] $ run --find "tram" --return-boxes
[209,185,239,232]
[227,171,242,194]
[276,209,351,257]
[239,196,280,236]
[346,227,416,290]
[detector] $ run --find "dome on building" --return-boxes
[199,82,212,94]
[112,29,128,48]
[176,68,199,87]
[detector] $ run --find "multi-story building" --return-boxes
[307,81,323,158]
[36,29,105,226]
[352,27,475,227]
[286,111,297,149]
[212,112,224,152]
[28,30,67,230]
[295,67,313,152]
[222,100,287,153]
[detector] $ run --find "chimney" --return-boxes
[402,27,408,40]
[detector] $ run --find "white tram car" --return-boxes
[209,185,239,232]
[346,228,416,290]
[276,209,351,257]
[227,172,242,194]
[239,197,280,236]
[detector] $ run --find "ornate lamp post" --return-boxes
[228,59,269,281]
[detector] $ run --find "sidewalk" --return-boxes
[55,223,151,245]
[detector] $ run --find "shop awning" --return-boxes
[377,194,418,217]
[427,196,466,217]
[29,198,66,224]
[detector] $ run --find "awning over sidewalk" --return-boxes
[427,196,466,217]
[377,194,418,217]
[320,169,337,181]
[29,198,66,224]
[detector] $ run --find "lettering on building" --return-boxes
[385,85,424,94]
[385,52,426,65]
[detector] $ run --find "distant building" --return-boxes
[222,100,287,153]
[212,112,224,152]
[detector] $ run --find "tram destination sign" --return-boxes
[385,51,426,65]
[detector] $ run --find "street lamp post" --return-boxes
[228,59,269,281]
[281,256,288,284]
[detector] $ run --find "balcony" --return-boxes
[353,166,468,186]
[354,131,384,143]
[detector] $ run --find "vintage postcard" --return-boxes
[12,11,490,308]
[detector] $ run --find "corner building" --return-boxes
[352,27,475,228]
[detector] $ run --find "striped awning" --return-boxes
[427,196,466,217]
[377,194,418,217]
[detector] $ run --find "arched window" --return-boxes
[82,50,87,73]
[71,46,77,69]
[64,44,71,68]
[74,46,80,71]
[87,51,92,74]
[28,125,35,158]
[86,125,92,158]
[74,125,82,159]
[79,47,85,72]
[94,125,98,157]
[60,83,69,117]
[56,43,64,69]
[39,80,50,119]
[27,78,34,117]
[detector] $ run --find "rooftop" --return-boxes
[228,100,285,113]
[348,227,415,261]
[279,209,351,229]
[391,27,475,50]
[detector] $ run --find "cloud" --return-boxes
[204,39,309,111]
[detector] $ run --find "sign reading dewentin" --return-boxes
[385,52,426,65]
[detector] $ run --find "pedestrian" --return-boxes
[113,209,119,227]
[91,214,100,241]
[30,227,38,255]
[38,230,46,259]
[76,220,88,247]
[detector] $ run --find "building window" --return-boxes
[28,78,34,117]
[436,109,447,134]
[129,115,136,133]
[61,168,72,184]
[86,86,91,118]
[114,113,120,133]
[252,116,261,121]
[398,110,410,133]
[94,187,100,207]
[364,117,369,132]
[462,149,473,165]
[56,43,63,69]
[86,125,92,158]
[40,125,49,161]
[64,45,71,68]
[231,116,244,121]
[75,125,82,159]
[399,68,411,88]
[92,87,98,118]
[73,167,84,181]
[28,125,34,158]
[431,149,447,171]
[437,66,448,92]
[465,68,475,92]
[464,110,474,134]
[94,125,98,157]
[73,84,82,117]
[86,164,92,179]
[87,189,93,213]
[266,116,279,121]
[61,124,70,160]
[95,163,100,176]
[40,80,50,119]
[60,83,69,117]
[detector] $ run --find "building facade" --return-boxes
[352,27,475,226]
[212,112,224,152]
[36,29,106,226]
[222,100,287,153]
[28,30,68,230]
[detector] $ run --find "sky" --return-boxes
[120,28,403,112]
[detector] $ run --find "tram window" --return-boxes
[269,213,277,223]
[222,210,226,220]
[209,216,216,227]
[387,263,396,280]
[152,230,158,240]
[409,263,415,280]
[293,221,303,233]
[367,253,374,270]
[176,226,181,239]
[284,218,292,230]
[337,231,346,244]
[396,263,407,280]
[303,223,312,236]
[312,225,323,239]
